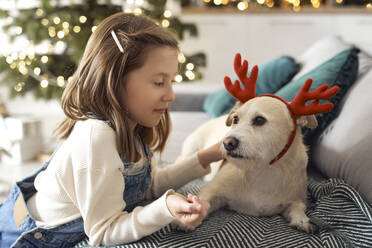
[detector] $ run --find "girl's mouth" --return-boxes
[154,108,166,114]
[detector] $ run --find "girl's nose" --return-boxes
[163,85,175,102]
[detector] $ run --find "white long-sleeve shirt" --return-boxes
[26,119,209,246]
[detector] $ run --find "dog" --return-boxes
[173,53,339,233]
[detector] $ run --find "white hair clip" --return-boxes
[111,30,124,53]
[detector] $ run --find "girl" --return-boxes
[0,13,223,247]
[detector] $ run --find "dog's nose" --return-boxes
[223,137,239,151]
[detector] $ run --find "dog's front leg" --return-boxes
[199,189,228,216]
[282,200,316,233]
[172,183,227,232]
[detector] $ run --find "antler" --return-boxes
[224,53,259,103]
[289,78,340,116]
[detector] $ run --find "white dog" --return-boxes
[174,54,339,233]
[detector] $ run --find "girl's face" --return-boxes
[122,46,178,128]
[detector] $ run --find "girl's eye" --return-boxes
[233,115,239,124]
[252,116,266,126]
[154,82,164,87]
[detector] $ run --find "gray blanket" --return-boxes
[75,177,372,248]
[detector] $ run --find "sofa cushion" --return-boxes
[312,69,372,204]
[275,48,359,144]
[203,56,300,117]
[294,35,372,80]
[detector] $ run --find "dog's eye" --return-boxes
[252,116,266,126]
[233,115,239,124]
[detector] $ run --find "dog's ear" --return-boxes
[296,115,318,129]
[226,101,243,126]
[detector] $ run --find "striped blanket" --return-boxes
[75,177,372,248]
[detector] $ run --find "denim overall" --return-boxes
[0,124,153,247]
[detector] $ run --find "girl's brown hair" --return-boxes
[55,13,179,161]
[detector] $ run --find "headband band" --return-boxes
[111,30,124,53]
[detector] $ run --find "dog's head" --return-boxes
[223,98,317,165]
[222,53,339,166]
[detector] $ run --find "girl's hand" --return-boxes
[197,141,224,169]
[166,192,210,227]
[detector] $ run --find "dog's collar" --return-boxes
[258,94,297,165]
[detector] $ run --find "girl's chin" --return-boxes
[139,118,161,128]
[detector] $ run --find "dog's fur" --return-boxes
[174,96,317,232]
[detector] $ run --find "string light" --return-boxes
[186,63,194,70]
[18,66,28,75]
[53,17,61,25]
[55,41,65,51]
[237,1,248,10]
[48,26,56,37]
[311,0,320,8]
[35,9,44,16]
[161,19,170,28]
[164,10,172,18]
[57,76,65,87]
[91,26,97,32]
[178,53,186,63]
[62,22,69,29]
[134,7,142,14]
[175,75,183,83]
[40,79,49,88]
[14,82,25,92]
[185,70,195,80]
[41,56,48,64]
[34,67,41,75]
[14,26,22,35]
[73,26,81,33]
[57,30,65,39]
[6,57,13,64]
[79,16,87,23]
[41,18,49,26]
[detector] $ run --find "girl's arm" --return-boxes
[151,142,223,198]
[73,121,177,246]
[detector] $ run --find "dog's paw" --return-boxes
[171,220,196,232]
[289,215,316,233]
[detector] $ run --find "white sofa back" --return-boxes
[180,13,372,84]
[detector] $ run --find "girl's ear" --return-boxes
[296,115,318,129]
[226,101,243,126]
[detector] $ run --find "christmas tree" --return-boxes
[0,0,206,100]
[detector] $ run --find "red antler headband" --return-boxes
[224,53,340,165]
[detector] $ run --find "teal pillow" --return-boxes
[203,56,300,117]
[275,48,359,144]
